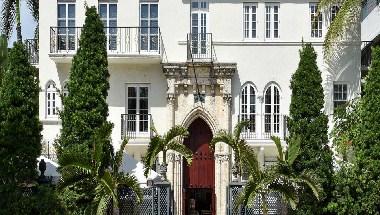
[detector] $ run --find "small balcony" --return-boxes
[121,114,152,140]
[238,114,288,141]
[25,39,39,65]
[187,33,213,61]
[50,27,162,63]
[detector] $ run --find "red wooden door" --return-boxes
[183,118,215,215]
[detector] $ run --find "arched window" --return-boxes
[241,84,256,133]
[46,81,58,117]
[264,84,280,136]
[62,81,69,97]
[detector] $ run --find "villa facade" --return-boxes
[38,0,361,214]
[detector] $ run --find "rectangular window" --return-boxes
[265,4,279,39]
[126,85,150,135]
[99,3,117,51]
[333,83,348,108]
[57,2,75,51]
[140,3,159,51]
[310,3,322,38]
[243,3,257,39]
[330,5,339,22]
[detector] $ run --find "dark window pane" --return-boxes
[141,4,148,18]
[140,99,148,110]
[68,4,75,18]
[109,4,117,18]
[128,87,136,97]
[99,4,107,18]
[150,4,158,18]
[128,99,137,110]
[58,4,66,18]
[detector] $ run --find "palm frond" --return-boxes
[164,125,189,144]
[99,171,119,206]
[236,178,260,208]
[240,143,260,177]
[286,135,301,166]
[272,136,284,162]
[118,173,143,203]
[1,0,16,39]
[210,130,234,150]
[26,0,38,21]
[114,138,129,173]
[59,151,93,175]
[96,195,111,215]
[58,169,91,190]
[167,141,193,165]
[143,136,162,177]
[297,171,321,200]
[269,180,299,210]
[233,120,250,140]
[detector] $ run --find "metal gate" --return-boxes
[228,184,287,215]
[118,182,171,215]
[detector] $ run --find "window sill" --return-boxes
[41,118,61,125]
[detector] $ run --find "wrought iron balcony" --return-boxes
[187,33,213,61]
[50,27,162,57]
[25,39,39,65]
[121,114,152,140]
[238,114,287,140]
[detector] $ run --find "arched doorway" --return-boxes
[183,118,215,215]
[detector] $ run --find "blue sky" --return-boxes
[0,0,37,47]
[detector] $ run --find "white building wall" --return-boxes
[362,0,380,42]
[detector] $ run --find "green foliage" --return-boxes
[0,34,7,88]
[287,43,333,215]
[58,126,142,214]
[56,6,112,213]
[236,136,321,215]
[0,41,42,186]
[143,125,192,179]
[0,185,66,215]
[318,0,361,58]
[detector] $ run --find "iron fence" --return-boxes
[121,114,152,139]
[25,39,39,64]
[187,33,213,61]
[228,184,287,215]
[50,27,161,55]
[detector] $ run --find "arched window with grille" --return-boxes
[264,84,280,137]
[46,81,58,117]
[240,83,256,136]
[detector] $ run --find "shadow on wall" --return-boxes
[323,23,361,115]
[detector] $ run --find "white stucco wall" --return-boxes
[362,0,380,42]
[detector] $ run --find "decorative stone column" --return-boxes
[215,153,230,215]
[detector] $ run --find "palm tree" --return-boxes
[318,0,362,58]
[210,121,260,181]
[58,129,142,214]
[1,0,39,42]
[143,125,193,180]
[235,136,321,215]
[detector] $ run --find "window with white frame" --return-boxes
[333,83,348,108]
[241,84,256,133]
[126,85,150,135]
[264,84,280,135]
[310,3,322,38]
[57,2,75,51]
[265,4,279,39]
[140,3,159,51]
[330,5,339,22]
[243,3,257,39]
[46,81,58,117]
[99,2,117,51]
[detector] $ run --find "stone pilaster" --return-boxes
[214,153,230,215]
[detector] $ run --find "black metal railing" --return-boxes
[238,114,287,140]
[25,39,39,64]
[121,114,152,139]
[187,33,213,61]
[50,27,161,55]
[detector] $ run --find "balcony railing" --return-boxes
[187,33,213,61]
[25,39,39,65]
[121,114,152,139]
[238,114,287,140]
[50,27,161,56]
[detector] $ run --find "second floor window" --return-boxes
[330,5,339,22]
[57,2,75,51]
[46,81,58,117]
[126,85,149,134]
[99,3,117,51]
[265,4,279,39]
[140,3,159,51]
[241,84,256,133]
[333,83,348,109]
[243,3,257,39]
[310,4,322,38]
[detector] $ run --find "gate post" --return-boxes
[155,181,171,215]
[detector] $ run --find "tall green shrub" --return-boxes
[0,42,42,212]
[57,6,112,213]
[287,43,333,214]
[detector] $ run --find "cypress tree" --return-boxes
[57,6,112,213]
[0,42,42,210]
[288,43,333,214]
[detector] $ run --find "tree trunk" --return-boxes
[16,0,22,42]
